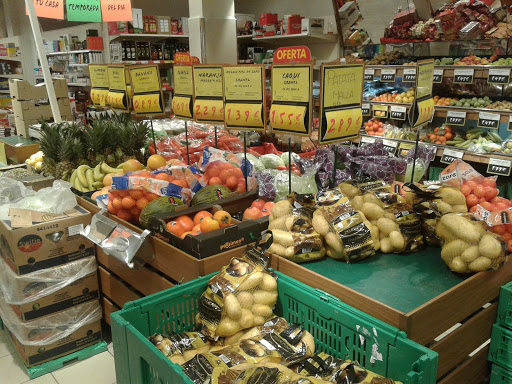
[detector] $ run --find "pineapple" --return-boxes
[83,120,106,166]
[39,123,61,177]
[131,120,150,163]
[55,136,75,181]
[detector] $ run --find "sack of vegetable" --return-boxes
[196,235,278,340]
[437,213,507,273]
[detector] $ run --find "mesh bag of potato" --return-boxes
[437,213,507,273]
[196,238,278,340]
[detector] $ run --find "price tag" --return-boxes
[107,91,127,110]
[171,96,192,119]
[433,69,444,83]
[107,65,127,91]
[130,65,161,94]
[133,93,162,114]
[441,148,464,165]
[382,139,398,155]
[91,88,108,107]
[194,99,225,123]
[478,112,500,130]
[364,68,375,81]
[225,103,264,128]
[399,142,414,156]
[390,105,406,120]
[446,110,466,126]
[487,158,511,177]
[509,115,512,131]
[415,98,435,127]
[488,68,511,85]
[323,108,363,142]
[373,104,388,118]
[361,103,370,116]
[453,68,474,84]
[380,68,396,82]
[403,68,416,82]
[89,65,109,88]
[269,104,307,134]
[360,136,376,146]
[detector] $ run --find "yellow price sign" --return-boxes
[416,59,434,100]
[194,99,224,122]
[272,65,311,103]
[270,104,307,135]
[173,66,193,96]
[322,64,364,108]
[225,103,264,129]
[107,91,128,110]
[193,65,223,98]
[108,66,126,91]
[223,66,264,101]
[415,98,435,127]
[91,88,109,107]
[130,65,161,94]
[321,108,362,144]
[172,96,193,119]
[89,65,109,88]
[133,93,163,115]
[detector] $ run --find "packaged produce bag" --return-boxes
[437,213,507,273]
[476,206,512,254]
[196,236,278,340]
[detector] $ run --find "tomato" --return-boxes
[263,202,275,212]
[482,178,497,188]
[480,202,495,212]
[464,180,477,191]
[243,207,262,221]
[466,194,479,207]
[213,210,232,227]
[473,185,486,199]
[251,199,266,210]
[484,186,498,201]
[193,211,213,226]
[200,217,220,233]
[176,216,194,232]
[469,206,479,214]
[460,184,472,197]
[491,225,507,235]
[167,221,185,237]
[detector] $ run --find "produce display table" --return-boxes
[271,249,512,384]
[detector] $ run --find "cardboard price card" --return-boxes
[130,65,161,94]
[89,65,109,107]
[107,91,128,110]
[67,0,102,22]
[91,88,109,107]
[172,96,192,119]
[133,93,163,115]
[108,65,127,91]
[26,0,64,20]
[223,65,266,131]
[172,62,194,120]
[319,63,364,144]
[269,104,307,133]
[100,0,132,22]
[194,99,224,122]
[193,65,224,123]
[412,59,434,127]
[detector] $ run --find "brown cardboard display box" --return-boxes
[0,206,95,275]
[12,98,72,122]
[9,79,69,100]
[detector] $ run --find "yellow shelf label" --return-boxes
[91,88,109,107]
[173,66,194,96]
[270,104,307,135]
[225,103,264,130]
[415,98,435,127]
[89,65,109,88]
[133,93,163,115]
[193,66,223,98]
[321,108,362,144]
[107,91,128,110]
[416,60,434,100]
[108,66,126,91]
[322,65,363,108]
[223,67,264,101]
[130,65,161,94]
[194,99,224,122]
[0,142,6,165]
[172,96,193,119]
[272,65,311,103]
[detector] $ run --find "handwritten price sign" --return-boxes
[172,96,192,119]
[323,108,362,142]
[91,89,108,107]
[107,91,127,110]
[269,104,307,134]
[414,98,434,127]
[225,103,263,128]
[194,99,224,122]
[133,93,162,114]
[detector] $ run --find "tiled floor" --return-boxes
[0,326,117,384]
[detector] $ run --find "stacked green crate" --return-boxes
[489,281,512,383]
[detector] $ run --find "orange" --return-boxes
[207,166,221,178]
[233,168,244,179]
[130,207,141,217]
[176,215,194,232]
[107,202,118,214]
[136,197,149,210]
[193,211,213,226]
[167,221,185,237]
[116,209,133,221]
[103,172,123,187]
[145,192,159,201]
[121,196,136,209]
[208,177,222,186]
[112,197,123,211]
[147,155,166,171]
[123,159,144,173]
[155,173,170,181]
[226,176,238,190]
[213,211,232,227]
[129,190,144,200]
[172,179,189,188]
[235,183,246,194]
[200,217,220,233]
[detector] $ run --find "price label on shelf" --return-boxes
[440,148,464,165]
[390,105,406,120]
[171,96,192,119]
[373,104,388,118]
[453,68,474,84]
[360,136,376,146]
[133,93,162,114]
[446,110,466,126]
[488,68,511,85]
[433,69,444,83]
[364,68,375,81]
[194,99,225,123]
[487,158,511,177]
[380,68,396,82]
[361,103,370,116]
[225,103,264,128]
[382,139,398,155]
[130,65,161,94]
[399,142,414,156]
[322,108,363,143]
[403,68,416,82]
[269,104,307,134]
[478,111,500,130]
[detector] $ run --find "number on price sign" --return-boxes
[478,112,500,129]
[322,108,362,143]
[487,158,511,177]
[446,111,466,126]
[270,104,307,134]
[381,68,396,82]
[194,99,224,122]
[172,96,192,119]
[403,68,416,83]
[488,68,511,85]
[133,93,162,114]
[441,148,464,165]
[414,98,435,127]
[433,69,443,83]
[364,69,375,81]
[225,103,263,128]
[382,139,398,155]
[454,69,474,84]
[390,106,406,120]
[509,115,512,132]
[361,103,370,116]
[108,91,127,110]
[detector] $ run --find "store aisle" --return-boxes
[0,327,117,384]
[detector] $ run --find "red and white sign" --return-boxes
[273,46,311,64]
[174,52,192,65]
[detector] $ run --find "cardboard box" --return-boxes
[181,17,189,35]
[301,18,324,34]
[9,79,68,101]
[132,8,143,33]
[0,206,95,275]
[0,136,39,164]
[12,98,71,122]
[157,16,171,35]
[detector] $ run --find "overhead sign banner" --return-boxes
[192,65,224,124]
[129,65,164,115]
[107,65,128,111]
[411,59,434,127]
[26,0,64,19]
[319,63,364,145]
[89,64,109,106]
[67,0,102,22]
[100,0,132,22]
[223,65,266,131]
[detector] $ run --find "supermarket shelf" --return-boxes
[109,34,188,40]
[253,33,338,43]
[47,49,103,56]
[68,63,90,67]
[121,60,173,65]
[67,83,90,87]
[0,56,22,62]
[367,100,412,108]
[237,35,254,40]
[0,73,23,78]
[365,65,414,78]
[434,105,512,123]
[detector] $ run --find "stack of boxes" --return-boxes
[0,206,102,368]
[489,281,512,383]
[9,79,72,138]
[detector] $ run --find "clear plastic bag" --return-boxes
[0,256,97,305]
[0,297,101,345]
[0,177,31,204]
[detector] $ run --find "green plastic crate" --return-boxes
[111,271,438,384]
[497,282,512,331]
[490,363,512,384]
[489,324,512,370]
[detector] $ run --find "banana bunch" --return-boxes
[70,162,122,192]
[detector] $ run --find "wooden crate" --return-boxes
[270,254,512,383]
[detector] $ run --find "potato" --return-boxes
[436,222,457,243]
[217,317,241,337]
[253,316,265,326]
[252,304,273,318]
[269,243,287,256]
[223,330,246,346]
[452,204,468,213]
[253,290,278,306]
[238,309,254,329]
[312,213,330,236]
[350,195,364,211]
[271,229,295,247]
[468,256,492,272]
[183,347,208,362]
[338,183,360,199]
[259,274,277,292]
[380,237,393,253]
[439,187,466,206]
[363,193,383,207]
[269,216,287,230]
[238,272,263,291]
[237,291,254,309]
[170,354,186,365]
[300,331,315,355]
[225,294,242,320]
[479,234,502,259]
[325,232,343,253]
[366,221,380,251]
[376,217,399,235]
[461,246,480,263]
[436,201,453,214]
[361,202,385,221]
[450,257,468,273]
[389,231,405,251]
[405,192,415,205]
[440,214,481,243]
[441,239,469,262]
